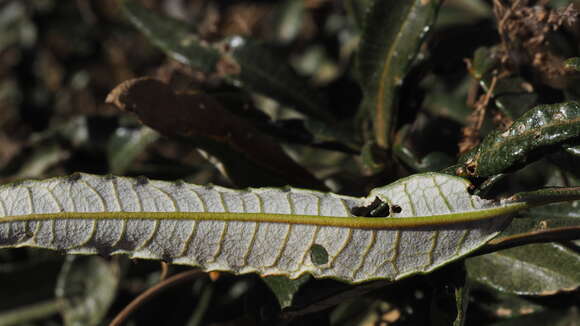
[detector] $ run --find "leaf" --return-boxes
[121,0,219,74]
[457,102,580,177]
[483,200,580,252]
[343,0,372,31]
[466,243,580,295]
[563,57,580,71]
[262,274,310,309]
[0,172,555,284]
[55,256,121,326]
[106,77,326,190]
[107,125,159,175]
[468,47,538,119]
[121,0,331,122]
[356,0,440,148]
[0,300,59,326]
[489,77,538,120]
[429,264,470,326]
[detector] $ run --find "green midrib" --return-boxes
[2,202,525,229]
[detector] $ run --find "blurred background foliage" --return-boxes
[0,0,579,325]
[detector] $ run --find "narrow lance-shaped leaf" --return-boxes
[0,173,575,284]
[106,77,327,190]
[121,0,331,122]
[356,0,440,148]
[466,243,580,295]
[455,102,580,177]
[55,256,121,326]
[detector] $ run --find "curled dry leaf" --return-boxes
[106,77,326,190]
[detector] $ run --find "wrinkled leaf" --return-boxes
[0,172,553,284]
[55,256,121,326]
[457,102,580,177]
[106,77,326,190]
[121,0,331,122]
[356,0,440,148]
[466,243,580,295]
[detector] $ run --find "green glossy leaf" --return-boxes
[55,256,121,326]
[0,172,550,284]
[356,0,440,148]
[484,200,580,252]
[466,243,580,295]
[457,102,580,177]
[121,0,331,122]
[263,274,310,309]
[107,126,159,175]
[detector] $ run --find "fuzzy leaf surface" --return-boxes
[0,173,565,284]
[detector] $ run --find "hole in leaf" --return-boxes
[392,205,402,214]
[351,197,390,217]
[310,244,328,266]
